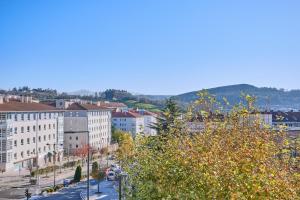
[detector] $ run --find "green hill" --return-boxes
[172,84,300,111]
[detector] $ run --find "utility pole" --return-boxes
[86,129,90,200]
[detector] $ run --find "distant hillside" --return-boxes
[172,84,300,111]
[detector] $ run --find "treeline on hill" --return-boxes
[0,87,165,112]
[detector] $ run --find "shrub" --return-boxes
[74,166,82,182]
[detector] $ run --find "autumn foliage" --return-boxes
[122,92,300,199]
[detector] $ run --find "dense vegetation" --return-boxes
[0,86,165,111]
[118,92,300,199]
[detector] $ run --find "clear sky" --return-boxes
[1,0,300,95]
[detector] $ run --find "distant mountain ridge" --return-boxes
[172,84,300,111]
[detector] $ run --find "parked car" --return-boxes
[63,179,71,187]
[107,171,116,181]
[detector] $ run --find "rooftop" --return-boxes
[67,103,110,111]
[0,101,59,112]
[112,111,142,118]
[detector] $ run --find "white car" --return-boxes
[107,171,116,181]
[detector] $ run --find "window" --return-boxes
[39,113,42,120]
[33,114,36,120]
[39,125,41,131]
[14,140,17,147]
[14,114,18,121]
[21,151,24,158]
[27,138,30,144]
[43,135,46,141]
[76,144,78,148]
[14,127,17,134]
[48,145,50,150]
[14,153,17,159]
[33,126,36,132]
[27,114,30,120]
[48,134,51,140]
[53,124,55,129]
[21,127,24,133]
[49,124,51,130]
[38,147,41,153]
[27,126,30,132]
[76,136,78,140]
[38,136,41,142]
[33,149,35,154]
[33,137,36,143]
[44,146,46,152]
[21,114,24,121]
[21,139,24,145]
[44,125,46,130]
[69,136,72,140]
[27,150,30,156]
[53,134,55,139]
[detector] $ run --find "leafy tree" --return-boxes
[117,133,134,167]
[74,165,82,182]
[91,162,105,193]
[112,127,129,144]
[123,93,300,199]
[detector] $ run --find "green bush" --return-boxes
[74,166,82,182]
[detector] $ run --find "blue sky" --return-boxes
[1,0,300,95]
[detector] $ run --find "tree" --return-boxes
[112,127,129,144]
[74,165,82,182]
[151,98,184,136]
[74,144,89,166]
[123,93,300,199]
[91,162,105,193]
[117,133,134,167]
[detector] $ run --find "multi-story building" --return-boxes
[112,111,144,137]
[131,109,157,136]
[64,103,111,155]
[0,96,64,172]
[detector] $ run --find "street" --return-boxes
[37,179,118,200]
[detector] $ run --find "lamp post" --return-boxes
[46,143,63,187]
[118,172,128,200]
[87,130,90,200]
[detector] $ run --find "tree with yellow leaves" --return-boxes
[123,92,300,200]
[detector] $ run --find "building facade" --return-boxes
[131,109,157,136]
[64,103,112,155]
[112,111,144,137]
[0,97,64,172]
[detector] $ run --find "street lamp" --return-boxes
[118,172,128,200]
[46,143,63,187]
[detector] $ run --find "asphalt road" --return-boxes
[37,179,118,200]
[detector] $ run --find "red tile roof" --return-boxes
[112,111,142,118]
[0,102,59,112]
[67,103,109,111]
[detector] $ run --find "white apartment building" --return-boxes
[131,109,157,136]
[0,97,64,172]
[64,103,111,155]
[112,111,144,137]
